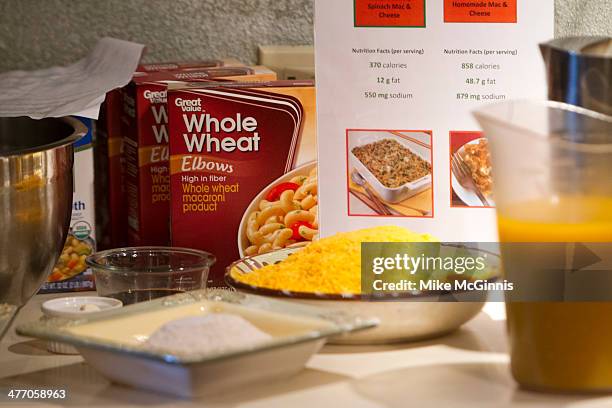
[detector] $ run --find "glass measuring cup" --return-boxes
[474,100,612,393]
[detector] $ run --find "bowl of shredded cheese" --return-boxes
[227,226,500,344]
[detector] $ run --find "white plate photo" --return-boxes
[451,138,494,208]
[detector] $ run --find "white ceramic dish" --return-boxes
[227,247,501,345]
[244,295,484,345]
[349,133,432,204]
[291,299,485,344]
[18,289,376,397]
[42,296,123,319]
[41,296,123,354]
[451,138,495,207]
[237,161,317,257]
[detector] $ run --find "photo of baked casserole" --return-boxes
[351,139,432,189]
[347,131,433,216]
[462,139,492,197]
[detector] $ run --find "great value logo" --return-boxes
[143,89,167,103]
[175,97,203,112]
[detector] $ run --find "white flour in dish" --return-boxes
[145,313,272,355]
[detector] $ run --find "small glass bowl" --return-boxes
[86,247,216,305]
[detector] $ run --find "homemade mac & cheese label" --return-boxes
[444,0,518,23]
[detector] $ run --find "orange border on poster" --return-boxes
[354,0,426,28]
[443,0,517,23]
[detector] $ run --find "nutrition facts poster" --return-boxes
[315,0,553,241]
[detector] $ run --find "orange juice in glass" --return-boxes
[475,101,612,393]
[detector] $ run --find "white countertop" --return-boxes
[1,293,611,407]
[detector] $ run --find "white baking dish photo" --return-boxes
[348,131,432,204]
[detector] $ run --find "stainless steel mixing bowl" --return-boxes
[0,116,86,337]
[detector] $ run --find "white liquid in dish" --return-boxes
[145,313,272,355]
[65,300,333,346]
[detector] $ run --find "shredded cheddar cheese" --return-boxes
[231,226,436,295]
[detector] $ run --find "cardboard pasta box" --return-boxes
[136,58,243,72]
[95,59,247,249]
[95,89,126,249]
[167,80,317,286]
[121,66,277,246]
